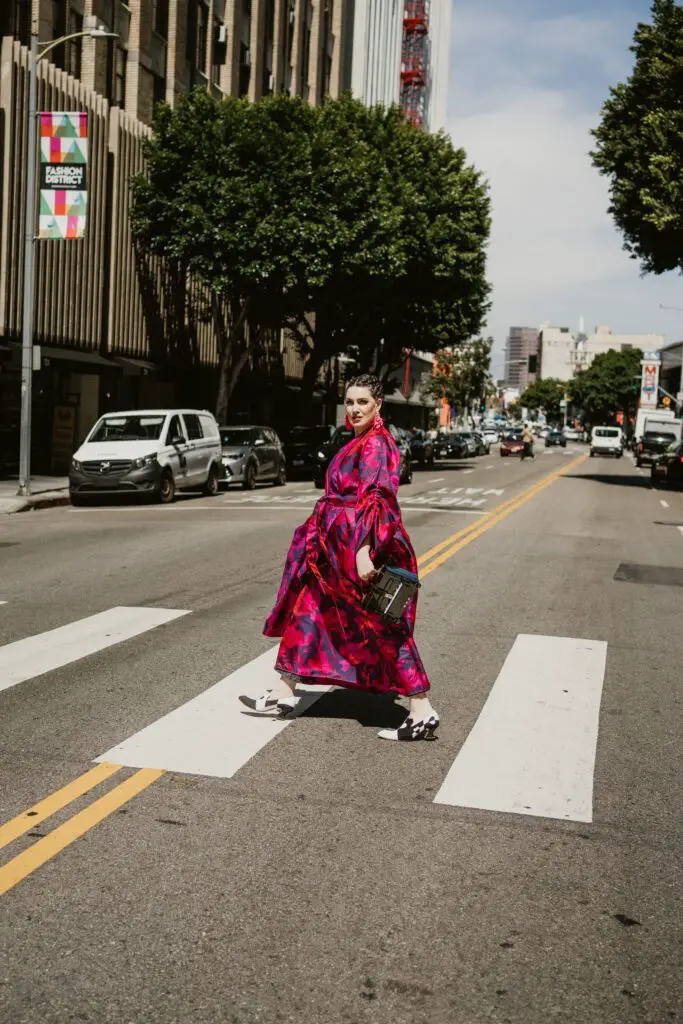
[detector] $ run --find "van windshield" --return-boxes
[89,415,166,442]
[594,428,620,438]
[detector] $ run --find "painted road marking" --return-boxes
[428,478,445,483]
[678,526,683,538]
[0,607,190,695]
[0,763,122,851]
[97,648,333,779]
[0,601,7,605]
[660,500,669,508]
[0,768,163,897]
[434,634,607,822]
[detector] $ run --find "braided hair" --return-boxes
[345,374,384,402]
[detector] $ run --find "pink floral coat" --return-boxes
[264,418,430,696]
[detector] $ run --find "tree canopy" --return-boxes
[520,378,566,421]
[591,0,683,275]
[424,337,495,417]
[570,347,644,423]
[131,90,491,419]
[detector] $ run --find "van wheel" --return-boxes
[158,471,175,503]
[273,462,286,487]
[242,463,257,490]
[203,464,219,496]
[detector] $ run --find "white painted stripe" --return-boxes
[463,469,474,475]
[97,648,332,778]
[0,601,7,606]
[428,478,445,483]
[434,634,607,822]
[678,526,683,538]
[402,507,483,516]
[0,607,189,694]
[660,500,669,508]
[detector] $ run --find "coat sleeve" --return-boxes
[352,432,401,563]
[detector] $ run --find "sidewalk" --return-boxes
[0,476,70,514]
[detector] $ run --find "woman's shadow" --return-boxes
[292,687,407,729]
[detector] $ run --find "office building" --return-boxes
[538,323,665,382]
[505,327,539,391]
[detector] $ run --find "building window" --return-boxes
[12,0,31,45]
[299,1,313,100]
[107,1,130,107]
[195,1,208,75]
[153,0,169,39]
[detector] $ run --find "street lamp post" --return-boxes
[17,25,117,498]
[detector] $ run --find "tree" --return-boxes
[570,347,644,423]
[520,378,566,420]
[132,91,492,420]
[425,337,495,418]
[591,0,683,274]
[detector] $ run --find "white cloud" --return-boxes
[447,1,682,377]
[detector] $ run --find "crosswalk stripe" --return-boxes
[0,607,190,694]
[434,634,607,822]
[97,648,334,779]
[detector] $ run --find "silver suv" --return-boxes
[219,426,287,489]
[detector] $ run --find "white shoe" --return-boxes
[239,694,298,717]
[378,713,440,741]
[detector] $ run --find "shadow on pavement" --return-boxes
[565,472,653,489]
[300,688,407,729]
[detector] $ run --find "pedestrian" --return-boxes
[522,423,535,460]
[240,373,439,741]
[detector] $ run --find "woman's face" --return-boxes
[345,386,381,433]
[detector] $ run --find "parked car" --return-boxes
[387,425,413,484]
[472,431,491,455]
[635,429,680,468]
[219,425,287,489]
[545,430,567,448]
[590,426,623,458]
[434,434,469,460]
[282,425,335,477]
[314,426,354,488]
[409,429,434,468]
[69,408,222,505]
[482,426,499,444]
[455,432,478,458]
[563,427,581,442]
[651,441,683,488]
[500,431,524,457]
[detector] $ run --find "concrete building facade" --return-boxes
[505,327,538,392]
[538,323,665,382]
[424,0,450,132]
[350,0,403,109]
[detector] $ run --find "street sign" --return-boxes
[38,112,88,239]
[640,359,660,409]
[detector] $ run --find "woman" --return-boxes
[240,374,439,741]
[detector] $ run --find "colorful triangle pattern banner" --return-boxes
[38,112,88,239]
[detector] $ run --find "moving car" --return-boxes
[219,425,287,489]
[545,430,566,447]
[500,430,524,457]
[563,427,581,442]
[454,432,477,457]
[635,428,680,468]
[435,433,469,460]
[651,441,683,489]
[69,408,222,505]
[590,426,623,458]
[409,429,434,468]
[472,431,491,455]
[314,424,412,488]
[282,425,335,477]
[482,426,499,444]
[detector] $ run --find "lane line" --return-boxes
[434,634,607,822]
[420,455,587,577]
[416,455,586,568]
[0,607,190,694]
[678,526,683,538]
[0,768,164,897]
[0,763,122,851]
[402,508,483,516]
[428,478,445,483]
[660,500,669,508]
[97,649,333,779]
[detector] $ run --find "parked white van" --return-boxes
[69,409,222,504]
[590,425,623,459]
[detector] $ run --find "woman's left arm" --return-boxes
[352,432,401,573]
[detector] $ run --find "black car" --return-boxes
[409,429,434,468]
[651,441,683,488]
[435,434,469,460]
[314,424,413,489]
[282,425,335,477]
[636,429,679,467]
[545,430,566,447]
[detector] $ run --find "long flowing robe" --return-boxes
[263,418,430,696]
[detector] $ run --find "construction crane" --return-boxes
[400,0,429,127]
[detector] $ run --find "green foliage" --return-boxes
[570,347,644,422]
[131,90,492,417]
[520,378,566,420]
[425,337,495,413]
[591,0,683,274]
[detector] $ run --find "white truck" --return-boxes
[633,410,683,467]
[634,408,681,444]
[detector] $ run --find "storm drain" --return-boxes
[614,563,683,588]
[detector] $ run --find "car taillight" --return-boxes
[639,443,644,452]
[679,456,683,464]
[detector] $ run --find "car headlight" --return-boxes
[317,450,326,459]
[133,454,156,470]
[71,458,81,471]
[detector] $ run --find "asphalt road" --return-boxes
[0,444,681,1024]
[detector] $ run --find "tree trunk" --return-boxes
[214,295,250,423]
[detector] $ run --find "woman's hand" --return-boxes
[356,545,376,583]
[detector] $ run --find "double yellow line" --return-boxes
[0,452,585,897]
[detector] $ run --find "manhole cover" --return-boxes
[614,563,683,588]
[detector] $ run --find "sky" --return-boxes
[446,0,682,377]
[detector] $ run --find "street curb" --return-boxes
[0,492,71,515]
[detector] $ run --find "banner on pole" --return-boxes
[38,112,88,239]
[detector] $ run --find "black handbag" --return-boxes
[363,565,421,620]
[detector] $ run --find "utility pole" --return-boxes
[16,21,117,498]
